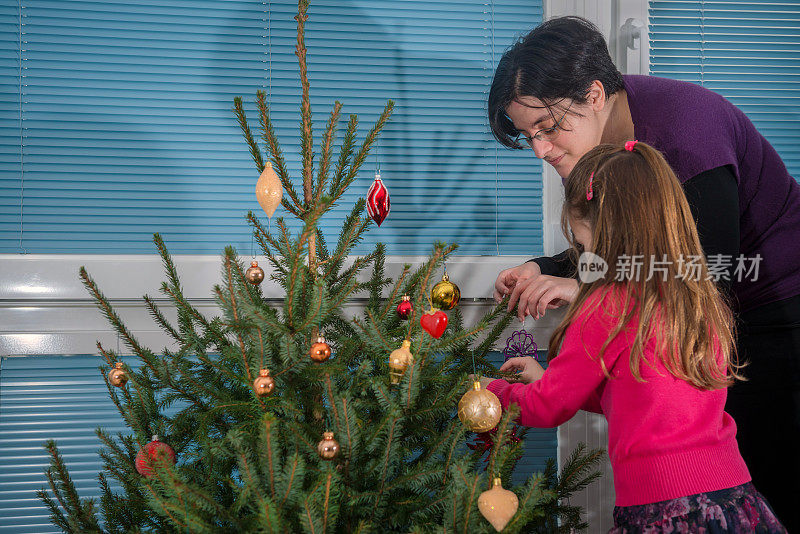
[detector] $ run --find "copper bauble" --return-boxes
[388,339,414,385]
[253,368,275,397]
[431,273,460,310]
[310,337,332,362]
[458,381,502,433]
[135,435,176,478]
[478,477,519,532]
[108,362,128,387]
[255,161,283,219]
[396,295,413,320]
[317,431,340,460]
[245,261,265,285]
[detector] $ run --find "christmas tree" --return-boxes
[36,1,602,532]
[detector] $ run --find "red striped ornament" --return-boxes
[366,173,390,226]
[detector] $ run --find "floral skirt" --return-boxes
[609,482,787,533]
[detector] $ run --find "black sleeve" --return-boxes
[528,248,578,278]
[681,165,740,294]
[527,166,739,288]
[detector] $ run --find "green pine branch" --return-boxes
[314,101,343,201]
[232,96,265,173]
[37,440,103,533]
[255,90,303,216]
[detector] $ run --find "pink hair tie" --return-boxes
[625,140,638,151]
[586,171,595,200]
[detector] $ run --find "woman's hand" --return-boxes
[507,275,578,322]
[498,356,545,384]
[494,262,541,303]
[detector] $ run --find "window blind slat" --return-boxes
[649,0,800,181]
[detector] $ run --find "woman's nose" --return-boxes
[531,137,552,159]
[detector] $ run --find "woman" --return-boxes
[488,16,800,531]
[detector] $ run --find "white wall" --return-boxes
[0,254,567,357]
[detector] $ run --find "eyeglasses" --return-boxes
[513,101,573,147]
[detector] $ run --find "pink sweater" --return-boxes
[487,288,750,506]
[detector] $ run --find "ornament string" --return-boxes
[471,347,478,378]
[440,262,476,379]
[258,330,265,371]
[469,266,477,377]
[491,0,499,257]
[375,139,380,176]
[268,0,272,104]
[17,0,24,254]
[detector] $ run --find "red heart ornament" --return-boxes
[420,310,448,338]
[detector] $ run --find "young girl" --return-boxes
[486,142,786,533]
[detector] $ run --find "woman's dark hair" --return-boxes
[488,16,624,149]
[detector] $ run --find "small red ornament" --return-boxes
[396,295,413,320]
[135,435,176,478]
[420,309,448,338]
[467,424,523,464]
[366,172,390,226]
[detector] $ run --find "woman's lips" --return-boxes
[547,154,564,166]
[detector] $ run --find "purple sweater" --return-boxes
[625,75,800,312]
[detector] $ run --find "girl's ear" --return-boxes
[586,80,607,112]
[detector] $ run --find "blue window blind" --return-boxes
[0,0,20,250]
[0,355,132,534]
[649,1,800,180]
[0,0,543,255]
[485,350,557,487]
[0,353,556,533]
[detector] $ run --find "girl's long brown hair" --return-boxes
[548,142,743,390]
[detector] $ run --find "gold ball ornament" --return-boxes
[317,431,340,460]
[255,161,283,219]
[431,273,461,310]
[458,381,502,433]
[388,339,414,385]
[253,368,275,397]
[245,261,265,285]
[108,362,128,387]
[478,478,519,532]
[310,337,332,363]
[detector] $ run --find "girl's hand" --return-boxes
[498,356,545,384]
[494,262,541,303]
[507,275,578,322]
